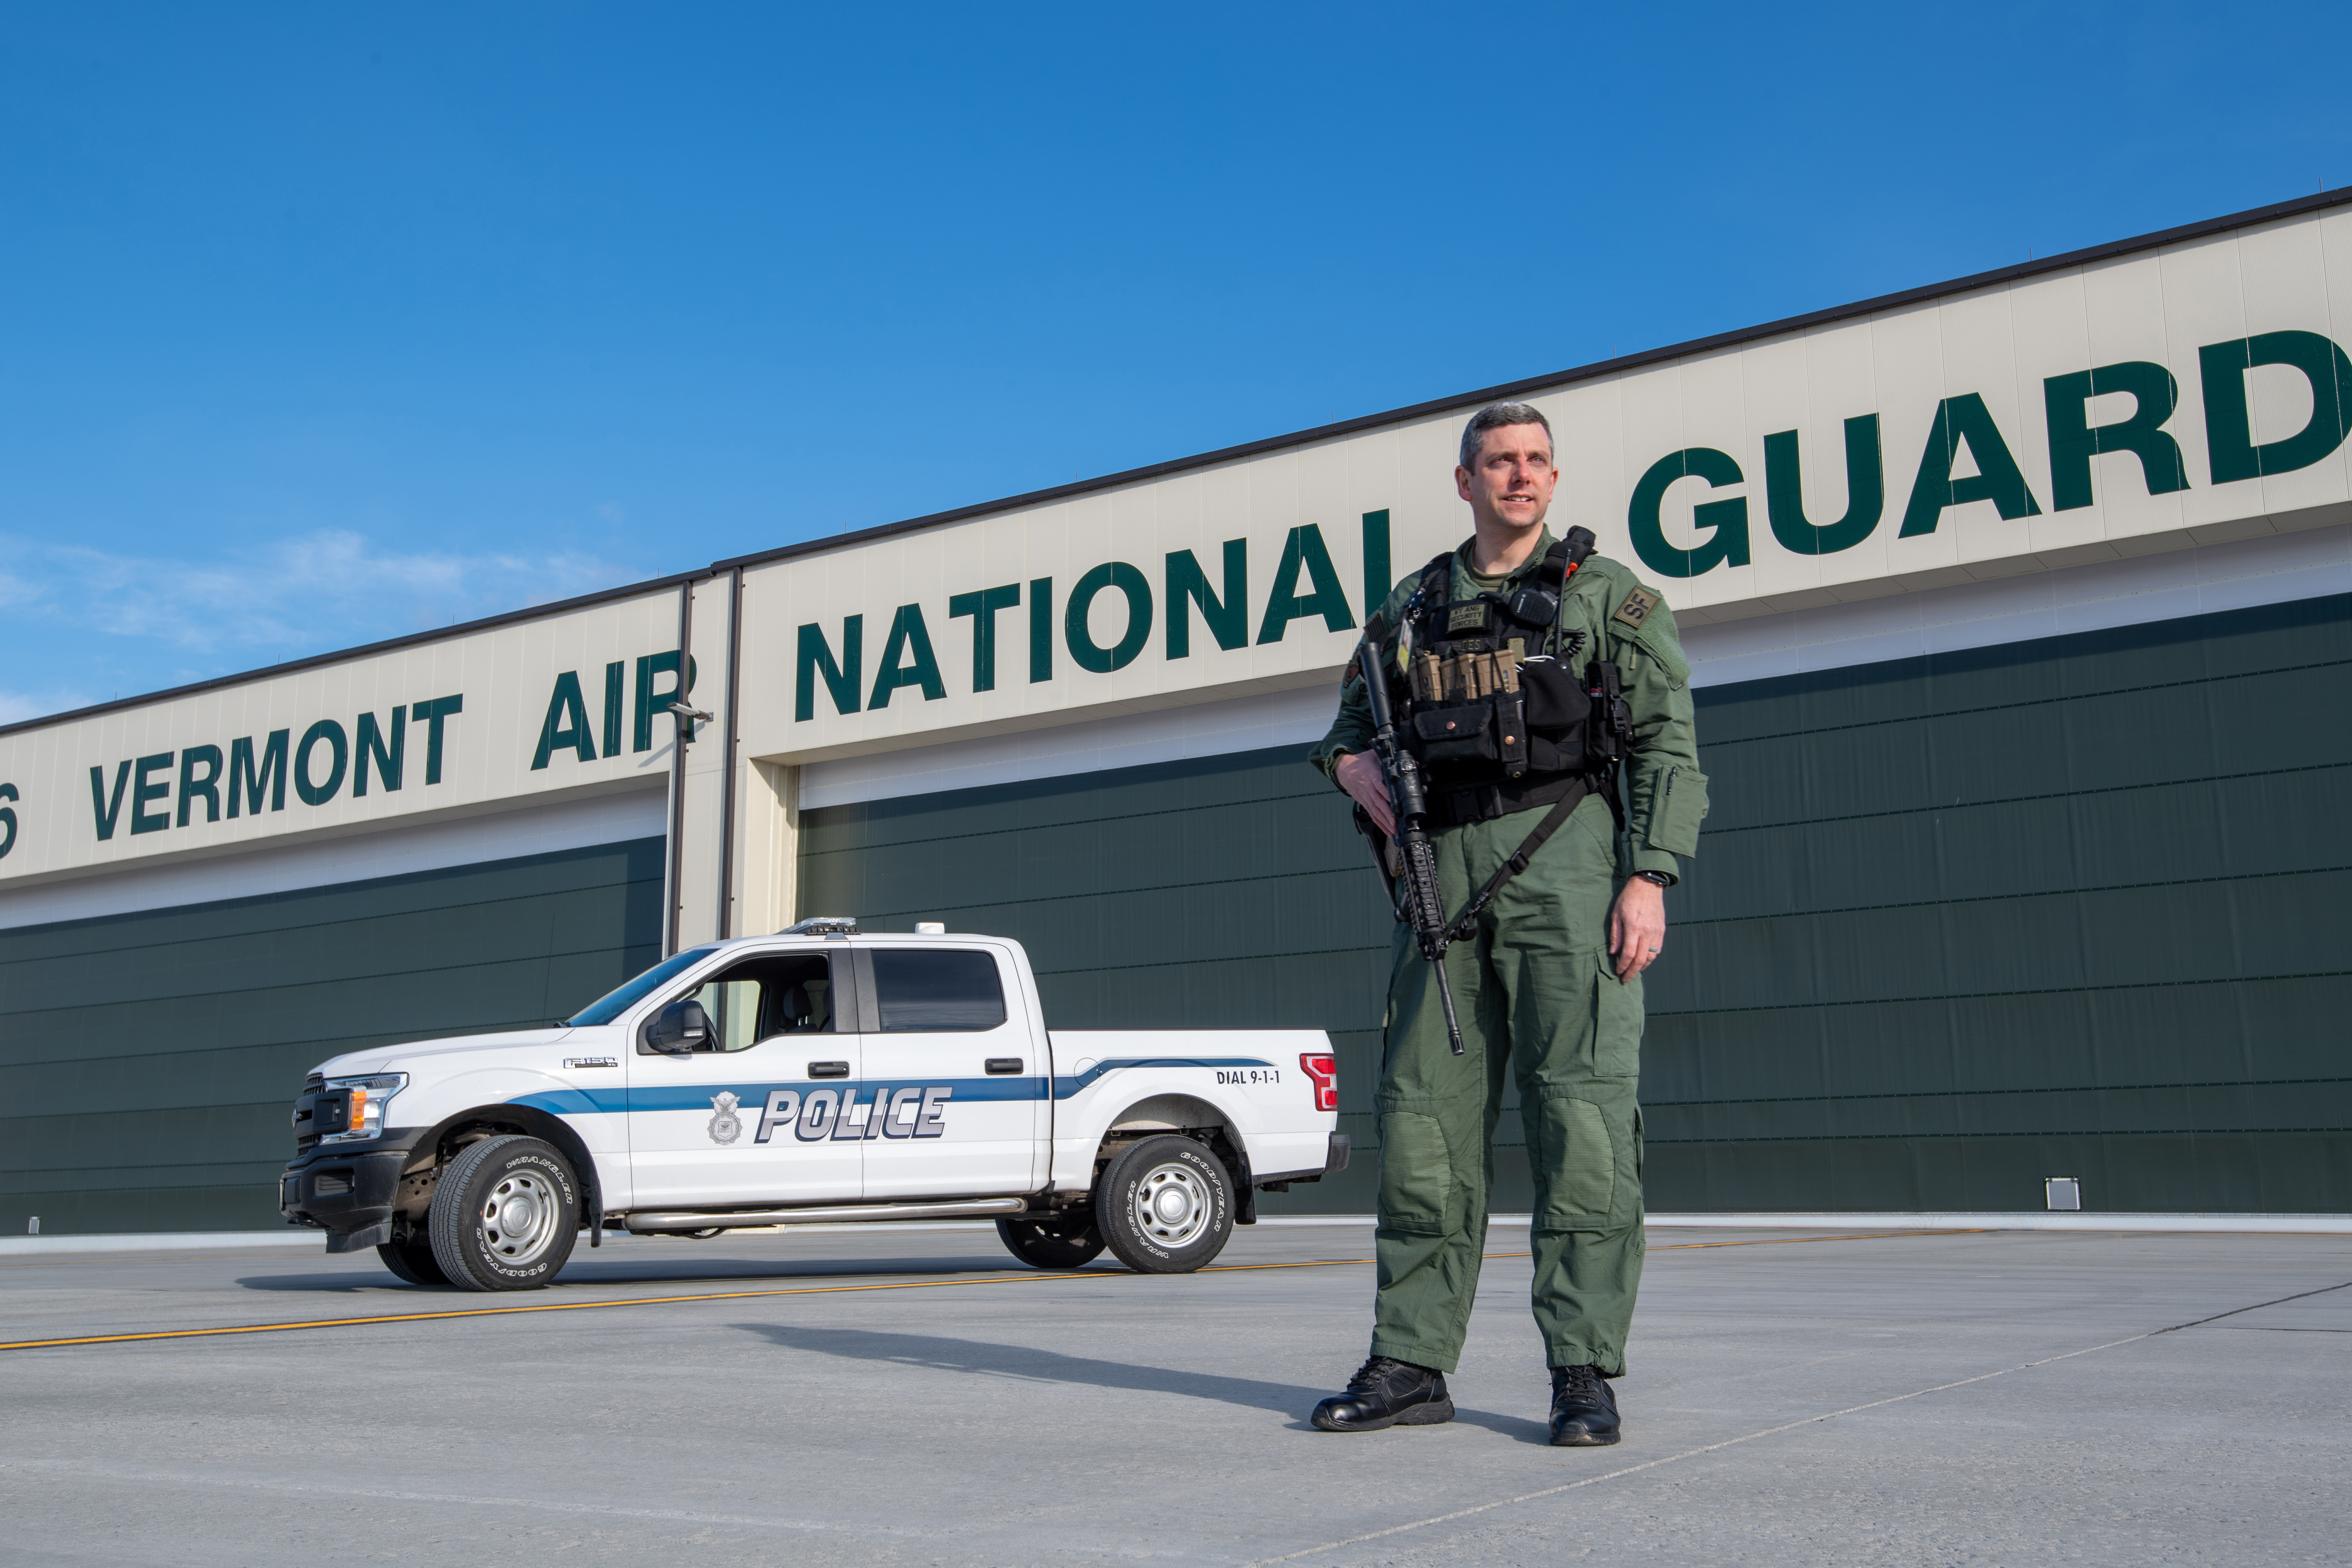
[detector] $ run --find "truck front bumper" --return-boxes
[280,1130,428,1253]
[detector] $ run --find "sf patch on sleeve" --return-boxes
[1610,587,1661,631]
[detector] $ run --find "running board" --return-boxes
[623,1197,1028,1233]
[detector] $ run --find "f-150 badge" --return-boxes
[707,1091,744,1145]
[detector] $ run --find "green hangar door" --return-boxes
[0,838,667,1235]
[798,593,2350,1217]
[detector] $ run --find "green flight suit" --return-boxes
[1310,530,1706,1376]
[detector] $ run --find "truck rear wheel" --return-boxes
[376,1239,450,1287]
[427,1135,580,1292]
[996,1214,1106,1269]
[1095,1134,1233,1274]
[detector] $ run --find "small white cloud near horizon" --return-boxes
[0,687,98,726]
[0,527,649,676]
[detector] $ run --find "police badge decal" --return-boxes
[707,1090,744,1145]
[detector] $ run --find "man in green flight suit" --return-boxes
[1306,400,1707,1446]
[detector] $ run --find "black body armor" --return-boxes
[1377,531,1620,828]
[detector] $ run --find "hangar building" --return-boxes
[3,191,2347,1233]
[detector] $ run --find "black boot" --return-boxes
[1310,1355,1455,1432]
[1548,1364,1621,1446]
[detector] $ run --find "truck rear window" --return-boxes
[871,949,1006,1032]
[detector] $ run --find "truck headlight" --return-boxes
[322,1073,408,1143]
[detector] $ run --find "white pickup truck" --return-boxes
[280,919,1348,1290]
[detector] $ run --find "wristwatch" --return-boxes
[1632,870,1674,889]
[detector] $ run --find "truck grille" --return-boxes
[294,1072,327,1152]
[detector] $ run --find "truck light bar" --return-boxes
[781,916,859,936]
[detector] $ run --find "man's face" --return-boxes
[1455,422,1558,533]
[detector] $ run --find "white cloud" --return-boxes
[0,528,645,660]
[0,688,95,726]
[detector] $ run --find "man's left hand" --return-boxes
[1609,877,1666,982]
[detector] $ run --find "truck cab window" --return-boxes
[871,948,1006,1032]
[683,954,836,1051]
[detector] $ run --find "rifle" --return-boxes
[1352,528,1616,1055]
[1356,638,1468,1055]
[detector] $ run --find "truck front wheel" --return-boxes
[1095,1135,1233,1274]
[427,1135,580,1292]
[996,1214,1106,1269]
[376,1239,450,1287]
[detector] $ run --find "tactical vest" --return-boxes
[1382,536,1608,827]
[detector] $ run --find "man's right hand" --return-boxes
[1335,751,1396,837]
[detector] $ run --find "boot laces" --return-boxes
[1347,1355,1419,1392]
[1554,1363,1603,1401]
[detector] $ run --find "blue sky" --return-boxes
[3,2,2347,719]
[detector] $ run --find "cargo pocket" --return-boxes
[1376,1110,1453,1236]
[1645,766,1710,858]
[1596,961,1644,1081]
[1530,1095,1614,1226]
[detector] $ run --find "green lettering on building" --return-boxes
[1360,510,1392,623]
[2044,362,2189,510]
[177,746,223,826]
[227,730,289,818]
[1629,447,1750,578]
[869,604,947,708]
[1166,540,1247,659]
[1028,577,1054,684]
[633,653,689,748]
[410,696,463,785]
[1255,525,1354,643]
[294,721,348,807]
[1764,416,1882,555]
[601,662,626,758]
[797,621,863,721]
[1899,393,2042,536]
[1066,562,1154,672]
[129,753,173,833]
[532,676,598,770]
[355,707,407,794]
[88,759,132,841]
[947,584,1021,692]
[2200,330,2352,484]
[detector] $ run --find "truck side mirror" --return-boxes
[644,999,713,1056]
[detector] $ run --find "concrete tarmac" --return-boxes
[1,1220,2345,1565]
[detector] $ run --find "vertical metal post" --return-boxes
[716,565,744,938]
[664,578,696,955]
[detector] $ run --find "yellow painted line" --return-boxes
[0,1250,324,1271]
[0,1228,1968,1354]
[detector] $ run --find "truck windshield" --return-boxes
[561,946,721,1026]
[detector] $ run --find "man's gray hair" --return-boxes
[1459,402,1554,469]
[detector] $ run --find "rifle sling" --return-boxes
[1443,774,1596,942]
[1358,770,1627,946]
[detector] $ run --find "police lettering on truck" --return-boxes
[280,922,1348,1292]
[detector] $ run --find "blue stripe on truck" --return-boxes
[507,1059,1274,1116]
[513,1077,1047,1116]
[1051,1059,1272,1100]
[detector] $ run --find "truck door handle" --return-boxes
[808,1061,850,1079]
[985,1058,1024,1075]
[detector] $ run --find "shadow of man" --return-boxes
[732,1320,1328,1420]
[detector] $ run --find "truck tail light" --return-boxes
[1301,1054,1338,1113]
